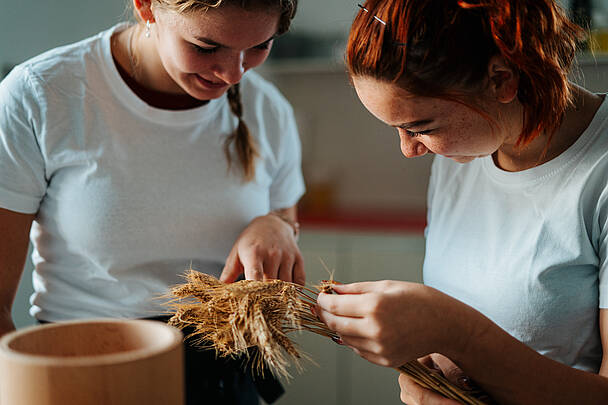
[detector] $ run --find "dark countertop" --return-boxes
[299,209,427,234]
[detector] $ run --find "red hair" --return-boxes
[346,0,585,147]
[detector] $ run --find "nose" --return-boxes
[215,51,245,84]
[398,130,428,158]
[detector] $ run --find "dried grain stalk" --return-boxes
[167,270,491,404]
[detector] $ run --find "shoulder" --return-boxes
[10,26,118,95]
[239,70,294,116]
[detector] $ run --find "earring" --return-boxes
[145,20,151,38]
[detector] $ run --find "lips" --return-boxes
[194,74,228,90]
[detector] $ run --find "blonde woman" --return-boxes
[0,0,303,403]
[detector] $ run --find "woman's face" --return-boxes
[352,76,518,163]
[152,5,280,100]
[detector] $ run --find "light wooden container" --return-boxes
[0,319,184,405]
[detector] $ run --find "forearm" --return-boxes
[447,306,608,404]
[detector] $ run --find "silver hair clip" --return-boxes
[358,3,386,25]
[356,3,406,47]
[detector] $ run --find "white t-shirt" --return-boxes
[424,95,608,373]
[0,24,305,321]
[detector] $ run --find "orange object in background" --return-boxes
[591,28,608,53]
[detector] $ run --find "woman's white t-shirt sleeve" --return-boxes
[0,65,47,214]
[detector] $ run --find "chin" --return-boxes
[191,89,229,101]
[450,156,476,163]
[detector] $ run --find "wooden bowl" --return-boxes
[0,319,184,405]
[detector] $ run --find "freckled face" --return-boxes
[152,5,280,100]
[352,76,509,163]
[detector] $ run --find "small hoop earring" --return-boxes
[145,20,151,38]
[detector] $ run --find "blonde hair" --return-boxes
[149,0,298,181]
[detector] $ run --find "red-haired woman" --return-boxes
[316,1,608,403]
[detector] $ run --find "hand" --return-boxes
[315,281,472,368]
[220,212,305,285]
[399,354,472,405]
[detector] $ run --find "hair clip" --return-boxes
[356,3,407,47]
[357,3,386,25]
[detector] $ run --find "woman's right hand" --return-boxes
[315,281,476,369]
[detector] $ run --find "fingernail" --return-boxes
[331,336,343,345]
[310,306,317,318]
[457,376,473,391]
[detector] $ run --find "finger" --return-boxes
[292,252,306,286]
[429,353,471,390]
[329,281,384,295]
[317,292,373,317]
[339,334,381,354]
[399,373,461,405]
[277,255,295,283]
[316,307,366,337]
[261,248,281,281]
[417,355,439,370]
[349,347,392,367]
[398,373,413,404]
[220,248,243,283]
[239,246,265,281]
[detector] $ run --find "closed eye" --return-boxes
[193,44,218,54]
[192,38,273,55]
[253,39,273,51]
[405,129,433,137]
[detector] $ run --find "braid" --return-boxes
[225,83,259,182]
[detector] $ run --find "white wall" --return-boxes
[0,0,128,72]
[0,0,357,73]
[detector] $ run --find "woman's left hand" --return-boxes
[220,209,305,285]
[399,373,461,405]
[399,354,473,405]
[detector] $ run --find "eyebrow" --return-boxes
[194,34,277,49]
[393,119,434,129]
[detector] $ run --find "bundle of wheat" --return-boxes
[167,270,491,405]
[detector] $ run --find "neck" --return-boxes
[494,86,603,172]
[111,25,207,110]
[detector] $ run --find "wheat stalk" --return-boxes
[166,270,491,404]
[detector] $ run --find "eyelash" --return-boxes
[405,129,432,137]
[193,45,217,54]
[192,41,272,54]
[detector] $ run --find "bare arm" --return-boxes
[446,306,608,404]
[0,208,35,337]
[317,281,608,404]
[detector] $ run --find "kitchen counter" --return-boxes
[299,209,427,234]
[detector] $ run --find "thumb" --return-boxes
[220,251,243,283]
[430,353,473,391]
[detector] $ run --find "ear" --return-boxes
[133,0,156,23]
[487,55,518,104]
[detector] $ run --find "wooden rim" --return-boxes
[0,319,182,367]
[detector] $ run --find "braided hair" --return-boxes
[225,83,258,181]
